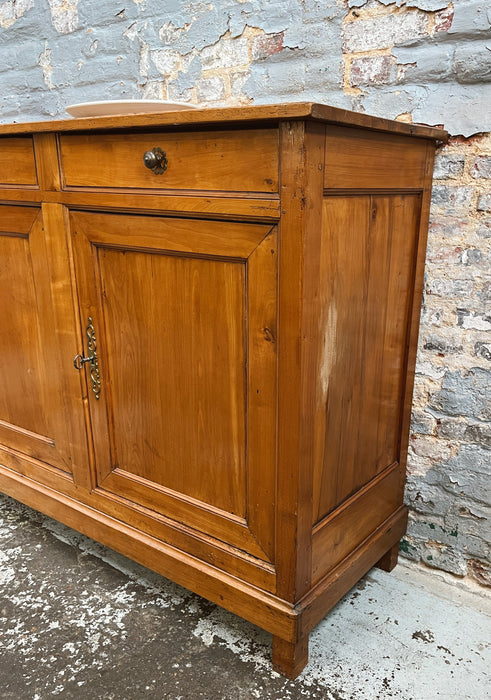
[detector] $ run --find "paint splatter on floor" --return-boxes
[0,494,489,699]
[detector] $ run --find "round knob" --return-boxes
[143,147,167,174]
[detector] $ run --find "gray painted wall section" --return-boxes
[0,0,489,135]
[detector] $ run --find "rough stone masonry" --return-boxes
[0,0,489,589]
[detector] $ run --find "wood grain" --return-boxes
[69,209,271,258]
[298,506,408,637]
[33,133,61,191]
[101,250,247,515]
[311,464,401,583]
[0,137,37,186]
[324,126,429,189]
[272,635,309,679]
[70,210,277,562]
[275,121,326,607]
[313,193,422,521]
[60,129,279,193]
[0,103,446,141]
[246,228,278,562]
[0,205,85,474]
[0,187,281,221]
[375,542,400,572]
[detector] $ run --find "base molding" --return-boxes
[298,506,408,637]
[0,463,295,640]
[0,463,407,678]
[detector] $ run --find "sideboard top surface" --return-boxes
[0,102,446,141]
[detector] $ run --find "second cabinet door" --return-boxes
[0,204,87,485]
[70,211,277,563]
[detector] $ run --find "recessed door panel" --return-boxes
[0,204,86,478]
[99,249,246,516]
[71,211,277,563]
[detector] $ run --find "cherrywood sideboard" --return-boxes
[0,103,446,677]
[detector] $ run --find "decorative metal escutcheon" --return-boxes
[73,317,101,400]
[143,146,168,175]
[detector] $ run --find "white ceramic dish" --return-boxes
[66,100,198,118]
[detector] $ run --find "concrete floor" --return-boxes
[0,493,489,700]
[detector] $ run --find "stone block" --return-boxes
[435,416,467,441]
[401,532,468,576]
[457,311,491,332]
[433,154,465,179]
[453,43,491,85]
[463,423,491,448]
[251,32,284,61]
[446,502,490,540]
[428,217,470,240]
[349,55,394,86]
[343,11,429,53]
[441,445,491,503]
[151,50,180,77]
[425,277,474,298]
[426,244,463,265]
[422,334,463,354]
[414,359,446,380]
[474,341,491,361]
[477,194,491,212]
[449,1,491,37]
[431,185,475,215]
[461,248,483,265]
[470,155,491,179]
[410,410,437,436]
[406,516,489,558]
[196,76,225,102]
[434,5,454,33]
[409,435,455,462]
[405,478,456,517]
[477,221,491,238]
[200,36,249,70]
[478,281,491,301]
[430,368,491,421]
[423,542,468,575]
[230,71,249,96]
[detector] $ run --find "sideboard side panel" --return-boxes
[314,191,422,521]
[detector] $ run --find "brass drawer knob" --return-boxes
[143,147,167,175]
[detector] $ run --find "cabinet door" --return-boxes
[0,204,86,480]
[70,211,277,563]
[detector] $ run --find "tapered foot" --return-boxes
[375,542,400,572]
[272,635,309,679]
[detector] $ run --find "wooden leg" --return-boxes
[375,542,400,572]
[272,635,309,679]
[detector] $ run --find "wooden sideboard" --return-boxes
[0,103,446,677]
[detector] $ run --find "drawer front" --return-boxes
[0,137,37,186]
[60,128,279,193]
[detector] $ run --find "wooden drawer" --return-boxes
[0,137,37,186]
[59,128,279,193]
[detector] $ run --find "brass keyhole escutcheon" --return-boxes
[73,317,101,400]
